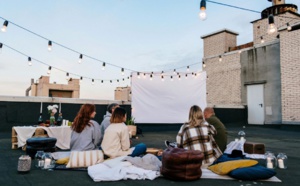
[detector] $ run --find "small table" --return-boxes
[12,126,72,150]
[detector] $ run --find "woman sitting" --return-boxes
[101,107,146,158]
[70,104,101,151]
[176,105,222,168]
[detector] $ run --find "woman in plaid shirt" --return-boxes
[176,105,222,168]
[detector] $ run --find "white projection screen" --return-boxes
[131,71,207,123]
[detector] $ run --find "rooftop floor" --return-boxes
[1,123,299,186]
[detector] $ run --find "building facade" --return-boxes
[29,76,80,98]
[202,1,300,125]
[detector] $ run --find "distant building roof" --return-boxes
[201,29,239,39]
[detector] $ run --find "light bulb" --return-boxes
[219,55,222,62]
[79,54,83,64]
[102,62,105,70]
[137,72,140,79]
[150,74,153,81]
[267,24,277,34]
[47,66,52,75]
[287,23,292,31]
[48,41,52,51]
[1,20,8,32]
[92,79,94,85]
[121,68,124,76]
[28,57,32,66]
[80,77,83,83]
[199,10,207,21]
[261,36,265,43]
[187,66,190,72]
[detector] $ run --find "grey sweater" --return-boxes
[99,112,111,144]
[70,120,101,151]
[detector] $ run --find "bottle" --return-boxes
[57,113,63,126]
[38,113,43,124]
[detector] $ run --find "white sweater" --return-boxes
[101,123,132,158]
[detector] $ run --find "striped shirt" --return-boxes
[176,122,223,165]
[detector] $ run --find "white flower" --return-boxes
[47,105,53,110]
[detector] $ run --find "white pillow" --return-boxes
[66,150,104,168]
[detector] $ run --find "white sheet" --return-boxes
[13,126,72,149]
[131,71,207,123]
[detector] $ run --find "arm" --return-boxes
[176,125,185,148]
[92,121,101,147]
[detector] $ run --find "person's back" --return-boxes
[101,123,131,158]
[70,120,101,151]
[176,105,222,167]
[70,104,101,151]
[204,107,227,152]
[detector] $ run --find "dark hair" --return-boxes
[107,103,119,114]
[72,104,95,133]
[110,107,126,123]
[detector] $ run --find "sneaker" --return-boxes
[164,140,177,148]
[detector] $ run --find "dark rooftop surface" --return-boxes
[1,123,300,186]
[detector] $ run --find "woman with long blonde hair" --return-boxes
[176,105,222,167]
[70,104,101,151]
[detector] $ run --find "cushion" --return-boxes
[161,147,204,181]
[129,143,147,157]
[228,164,276,180]
[66,150,104,168]
[208,159,258,175]
[26,137,57,148]
[56,157,70,165]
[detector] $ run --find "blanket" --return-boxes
[88,156,160,181]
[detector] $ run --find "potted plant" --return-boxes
[126,116,137,137]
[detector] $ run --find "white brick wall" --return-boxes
[204,52,242,106]
[280,29,300,123]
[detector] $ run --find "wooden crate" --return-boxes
[11,128,18,149]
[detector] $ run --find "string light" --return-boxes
[47,66,52,75]
[80,76,83,83]
[1,20,8,32]
[102,62,105,70]
[101,80,103,83]
[0,43,2,53]
[199,0,207,21]
[161,75,164,81]
[137,72,140,79]
[287,23,292,31]
[79,54,83,64]
[143,73,146,78]
[185,74,188,79]
[187,66,190,71]
[170,76,173,81]
[48,41,52,51]
[267,14,277,34]
[219,55,222,62]
[150,74,153,80]
[260,36,265,43]
[28,57,32,66]
[178,75,181,80]
[173,69,176,74]
[117,79,119,82]
[203,61,206,68]
[66,72,69,80]
[110,80,112,83]
[92,79,95,85]
[121,68,124,76]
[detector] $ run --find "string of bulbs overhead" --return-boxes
[0,16,202,84]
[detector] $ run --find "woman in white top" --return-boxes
[70,104,101,151]
[101,107,146,158]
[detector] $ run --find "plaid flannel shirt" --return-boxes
[176,122,223,164]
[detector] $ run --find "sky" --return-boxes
[0,0,299,100]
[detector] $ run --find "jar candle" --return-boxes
[42,153,55,170]
[238,130,246,141]
[277,153,287,169]
[265,152,277,169]
[35,151,45,168]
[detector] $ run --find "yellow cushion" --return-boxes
[56,157,70,165]
[66,150,104,168]
[208,160,258,175]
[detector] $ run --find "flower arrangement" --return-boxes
[47,104,59,115]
